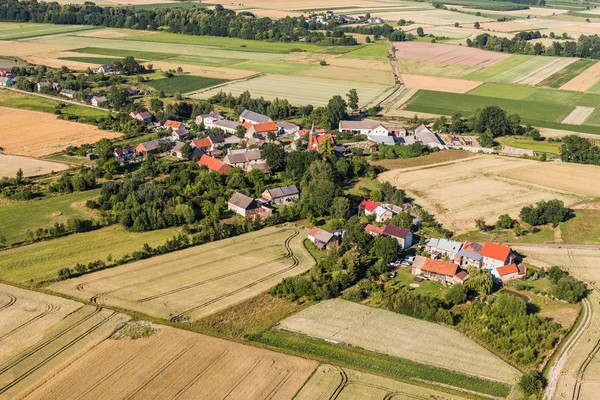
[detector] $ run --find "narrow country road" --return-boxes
[545,298,591,400]
[4,87,118,113]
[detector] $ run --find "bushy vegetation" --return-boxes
[373,142,435,160]
[519,199,573,226]
[560,135,600,165]
[547,266,587,303]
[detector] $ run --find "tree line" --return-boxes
[0,0,357,46]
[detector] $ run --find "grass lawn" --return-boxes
[558,209,600,243]
[497,136,562,155]
[145,75,227,94]
[0,189,100,246]
[384,268,451,298]
[537,59,597,88]
[123,32,323,53]
[0,225,179,286]
[340,43,389,61]
[191,293,311,338]
[345,176,379,197]
[255,330,511,398]
[0,93,108,118]
[228,60,317,75]
[70,47,174,61]
[163,54,245,68]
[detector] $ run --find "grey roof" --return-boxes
[276,121,299,129]
[310,228,334,244]
[367,135,395,144]
[214,119,241,130]
[171,141,186,152]
[339,119,383,130]
[228,192,256,210]
[140,140,160,151]
[224,149,262,164]
[427,238,463,254]
[414,124,442,145]
[240,109,270,123]
[456,249,483,261]
[265,184,299,199]
[92,96,107,103]
[209,134,225,144]
[248,161,270,174]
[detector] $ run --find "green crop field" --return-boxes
[0,94,108,118]
[469,83,600,108]
[477,56,555,84]
[60,56,122,65]
[0,225,179,286]
[497,136,562,154]
[537,59,597,88]
[123,32,323,53]
[70,47,174,61]
[0,22,96,40]
[146,75,227,94]
[586,79,600,93]
[0,190,101,246]
[229,60,317,75]
[162,54,245,68]
[340,43,389,61]
[465,55,531,81]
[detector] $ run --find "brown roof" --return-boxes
[197,154,231,174]
[192,138,212,149]
[250,121,278,133]
[228,192,257,210]
[382,224,410,239]
[163,120,183,129]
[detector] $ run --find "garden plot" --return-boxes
[0,154,68,178]
[296,364,469,400]
[280,299,520,383]
[49,226,314,321]
[513,57,578,86]
[25,325,317,400]
[394,42,509,68]
[378,155,590,231]
[562,106,595,125]
[189,74,392,107]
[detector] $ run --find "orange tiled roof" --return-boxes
[197,154,231,174]
[496,263,522,276]
[421,258,459,277]
[250,121,278,133]
[163,120,183,129]
[481,242,511,262]
[192,138,212,149]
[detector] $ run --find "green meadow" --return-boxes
[145,75,227,94]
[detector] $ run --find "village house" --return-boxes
[400,124,445,149]
[135,140,161,156]
[0,77,14,87]
[197,154,232,175]
[426,238,463,260]
[491,263,526,283]
[261,185,300,204]
[339,119,389,136]
[307,227,337,250]
[481,242,515,270]
[170,141,187,159]
[114,147,134,163]
[171,127,190,142]
[0,69,11,77]
[373,205,394,223]
[454,240,483,268]
[239,109,272,125]
[382,225,413,250]
[213,119,241,135]
[227,192,272,218]
[95,65,114,74]
[411,256,469,285]
[295,127,327,140]
[91,96,108,107]
[361,200,379,216]
[244,121,278,139]
[36,81,59,92]
[276,121,300,136]
[191,138,212,153]
[196,110,223,128]
[59,89,76,99]
[223,148,269,173]
[129,111,152,125]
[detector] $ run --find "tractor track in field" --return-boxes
[0,293,17,311]
[0,300,59,341]
[74,228,292,292]
[170,229,300,322]
[170,349,230,400]
[329,367,348,400]
[0,308,118,395]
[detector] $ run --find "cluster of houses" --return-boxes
[0,69,15,87]
[313,10,384,24]
[226,185,300,218]
[339,119,446,149]
[360,199,416,224]
[411,239,525,285]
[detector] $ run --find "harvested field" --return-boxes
[189,74,392,107]
[49,226,314,321]
[394,42,509,68]
[513,57,578,86]
[396,58,478,78]
[0,106,118,157]
[0,154,68,178]
[300,65,394,85]
[0,283,129,399]
[400,74,483,93]
[371,149,474,169]
[378,156,590,231]
[75,29,132,39]
[562,106,595,125]
[296,364,470,400]
[0,22,95,40]
[561,62,600,92]
[280,299,520,383]
[25,324,317,400]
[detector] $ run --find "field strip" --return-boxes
[0,154,69,178]
[400,74,483,93]
[562,106,595,125]
[514,57,578,86]
[560,62,600,92]
[279,299,521,383]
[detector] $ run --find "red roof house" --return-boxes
[365,224,384,236]
[197,154,232,175]
[361,200,378,214]
[308,133,336,151]
[163,120,183,130]
[492,263,526,283]
[412,256,467,285]
[481,242,515,269]
[192,138,212,149]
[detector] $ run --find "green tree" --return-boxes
[347,89,359,114]
[474,21,480,29]
[150,98,164,113]
[445,284,468,305]
[326,95,348,130]
[371,236,398,265]
[519,371,544,397]
[0,233,6,248]
[95,138,114,169]
[181,142,193,160]
[330,197,350,219]
[475,218,487,231]
[416,27,424,37]
[15,168,23,185]
[495,214,515,229]
[465,267,493,294]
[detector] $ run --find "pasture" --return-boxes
[378,155,591,231]
[0,189,100,247]
[296,364,470,400]
[145,75,228,94]
[279,299,520,383]
[0,283,129,399]
[0,225,179,286]
[49,226,314,321]
[24,324,317,400]
[190,74,392,107]
[0,106,117,157]
[0,154,68,179]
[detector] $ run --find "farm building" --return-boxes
[135,140,160,156]
[339,119,389,136]
[276,121,300,136]
[239,109,272,124]
[228,192,273,218]
[60,89,76,99]
[491,263,526,283]
[36,81,59,92]
[197,154,232,175]
[114,147,134,163]
[426,238,463,259]
[262,185,299,204]
[307,227,338,250]
[481,242,515,270]
[91,96,107,107]
[399,124,445,149]
[130,111,152,124]
[223,148,269,173]
[244,121,278,139]
[170,141,187,159]
[95,64,113,74]
[501,146,537,158]
[454,241,483,268]
[411,256,468,285]
[213,119,241,135]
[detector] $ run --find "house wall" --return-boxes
[272,194,299,204]
[228,203,247,216]
[482,257,507,270]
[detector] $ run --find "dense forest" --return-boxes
[468,32,600,59]
[0,0,357,45]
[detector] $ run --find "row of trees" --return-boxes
[0,1,357,46]
[520,199,573,226]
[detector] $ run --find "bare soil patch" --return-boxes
[394,41,509,67]
[560,61,600,92]
[0,106,119,157]
[0,154,69,178]
[400,73,483,93]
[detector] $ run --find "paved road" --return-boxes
[4,87,118,113]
